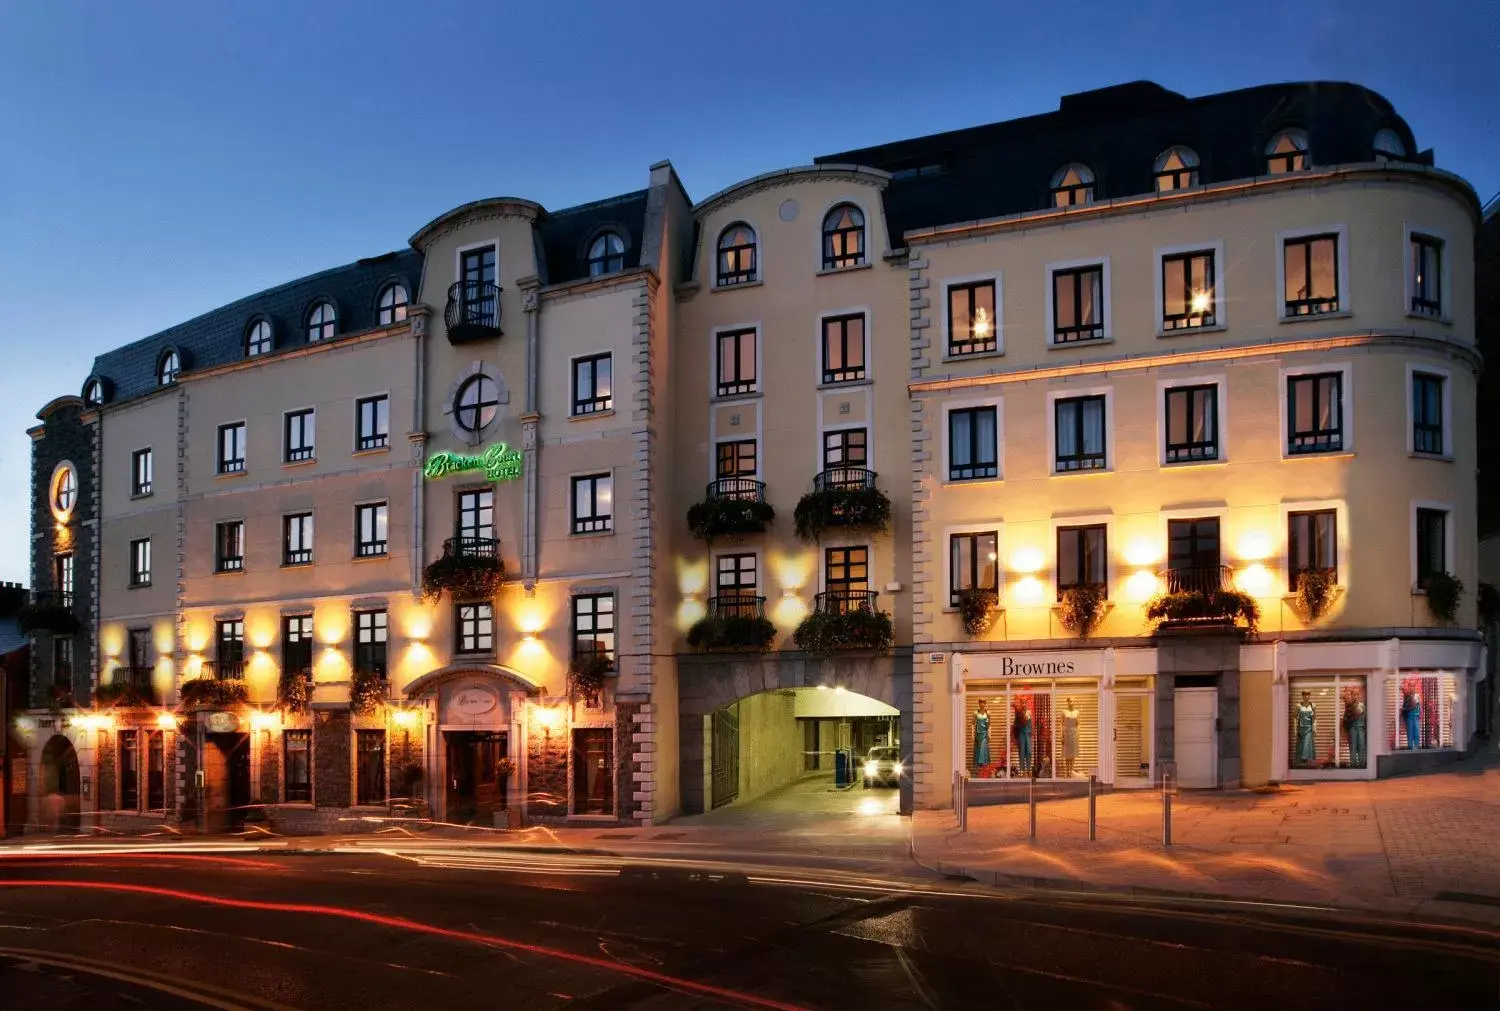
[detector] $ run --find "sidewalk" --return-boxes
[913,744,1500,925]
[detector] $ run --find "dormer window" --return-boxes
[306,301,336,342]
[587,232,625,276]
[716,222,757,287]
[1153,147,1199,192]
[821,203,866,270]
[157,350,180,386]
[1373,128,1406,161]
[245,320,272,357]
[1265,129,1309,174]
[377,283,409,325]
[82,378,104,406]
[1050,164,1095,207]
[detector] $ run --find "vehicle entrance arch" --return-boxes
[39,734,81,832]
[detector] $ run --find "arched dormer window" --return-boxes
[587,232,626,276]
[1265,129,1309,174]
[1050,164,1095,207]
[716,222,757,287]
[306,301,336,342]
[377,283,409,325]
[1373,128,1407,161]
[245,319,272,357]
[821,203,866,270]
[1153,147,1200,192]
[82,377,105,406]
[157,350,180,386]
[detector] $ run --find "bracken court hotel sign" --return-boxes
[424,443,523,483]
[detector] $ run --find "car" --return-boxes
[862,746,903,788]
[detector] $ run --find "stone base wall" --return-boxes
[95,731,116,812]
[615,699,645,822]
[526,722,568,819]
[314,711,351,808]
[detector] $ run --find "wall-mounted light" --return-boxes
[1237,532,1273,562]
[1011,575,1046,605]
[249,711,281,732]
[532,705,564,739]
[1010,547,1045,574]
[1235,563,1273,596]
[390,708,420,729]
[155,712,179,730]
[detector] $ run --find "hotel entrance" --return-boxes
[444,730,509,825]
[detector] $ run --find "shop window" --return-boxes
[1288,509,1337,590]
[1286,372,1343,454]
[1052,266,1103,344]
[964,681,1100,780]
[284,730,311,802]
[821,312,867,384]
[947,406,998,481]
[147,731,165,810]
[1283,234,1340,316]
[715,327,757,396]
[356,729,386,805]
[949,531,998,607]
[1163,384,1218,463]
[1289,675,1367,770]
[1387,672,1459,751]
[1114,683,1153,782]
[822,428,867,469]
[572,728,615,815]
[947,279,998,356]
[1056,524,1107,598]
[1161,250,1216,330]
[1054,394,1107,472]
[120,732,140,809]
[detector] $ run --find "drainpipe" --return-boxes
[409,307,432,597]
[520,284,541,590]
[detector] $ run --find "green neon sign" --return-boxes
[424,443,523,482]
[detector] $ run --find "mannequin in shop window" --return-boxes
[1401,680,1422,749]
[1013,699,1033,776]
[1061,698,1080,777]
[1342,687,1366,767]
[1295,691,1317,767]
[973,699,991,771]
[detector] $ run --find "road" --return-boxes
[0,842,1495,1010]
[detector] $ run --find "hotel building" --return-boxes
[15,80,1486,832]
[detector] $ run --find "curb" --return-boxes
[928,858,1294,907]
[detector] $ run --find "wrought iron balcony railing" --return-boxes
[1158,565,1233,595]
[812,467,877,493]
[445,281,502,343]
[814,590,879,615]
[705,477,766,503]
[30,589,74,609]
[443,536,498,559]
[706,594,766,619]
[200,659,245,681]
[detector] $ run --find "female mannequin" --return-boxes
[1294,691,1317,767]
[1346,695,1367,767]
[1402,686,1422,749]
[973,700,991,771]
[1013,700,1033,775]
[1061,698,1080,777]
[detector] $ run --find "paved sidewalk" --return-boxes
[913,746,1500,925]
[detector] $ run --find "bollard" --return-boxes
[959,774,968,833]
[1162,773,1173,847]
[1028,775,1037,840]
[1088,774,1097,842]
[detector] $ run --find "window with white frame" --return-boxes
[715,327,757,396]
[821,313,867,383]
[1410,234,1443,317]
[947,279,998,356]
[1054,395,1106,472]
[948,406,998,481]
[1287,372,1344,454]
[284,408,315,463]
[1412,370,1446,455]
[1163,383,1219,463]
[1288,509,1337,590]
[1282,233,1340,316]
[1161,250,1216,330]
[129,538,151,587]
[949,531,998,607]
[571,474,613,534]
[1051,265,1104,344]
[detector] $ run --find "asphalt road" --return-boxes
[0,846,1495,1010]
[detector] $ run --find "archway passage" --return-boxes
[687,686,902,826]
[39,734,81,833]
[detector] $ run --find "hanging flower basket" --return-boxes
[686,497,775,542]
[686,614,777,651]
[421,552,504,603]
[792,609,894,656]
[1421,572,1462,624]
[1145,589,1259,633]
[1057,584,1108,639]
[94,681,151,708]
[1294,568,1338,623]
[278,673,313,714]
[178,678,250,709]
[956,588,999,638]
[349,671,389,715]
[793,486,891,542]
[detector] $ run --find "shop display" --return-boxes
[1286,675,1366,771]
[1387,672,1456,752]
[963,678,1106,781]
[1401,681,1421,750]
[1341,685,1366,768]
[1294,691,1317,766]
[1061,699,1080,778]
[1012,699,1033,775]
[972,700,991,769]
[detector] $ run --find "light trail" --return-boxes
[0,879,810,1011]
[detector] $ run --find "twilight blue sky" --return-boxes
[0,0,1495,582]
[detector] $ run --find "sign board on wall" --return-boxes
[445,683,501,723]
[960,651,1105,680]
[203,711,240,734]
[424,444,522,483]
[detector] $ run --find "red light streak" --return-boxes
[0,879,808,1011]
[0,853,280,870]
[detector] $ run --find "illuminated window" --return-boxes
[55,553,74,606]
[52,465,76,515]
[587,232,625,276]
[571,474,613,534]
[1265,129,1309,173]
[716,222,757,286]
[1411,235,1443,316]
[1288,510,1337,590]
[306,301,336,342]
[1052,266,1104,344]
[284,731,311,802]
[1167,518,1221,583]
[824,546,870,605]
[947,280,998,356]
[245,320,272,357]
[821,312,866,383]
[1161,250,1216,330]
[715,327,757,396]
[1057,525,1107,597]
[1283,234,1340,316]
[949,531,998,607]
[158,350,180,386]
[1153,147,1199,191]
[377,283,409,325]
[821,203,865,269]
[454,374,499,432]
[572,593,615,667]
[1049,163,1094,206]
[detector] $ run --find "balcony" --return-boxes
[445,281,502,343]
[794,591,893,655]
[1148,565,1259,633]
[687,595,775,652]
[200,659,246,681]
[96,666,159,707]
[18,590,80,636]
[686,480,774,541]
[422,537,504,602]
[794,469,891,541]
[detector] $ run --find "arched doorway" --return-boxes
[39,734,81,833]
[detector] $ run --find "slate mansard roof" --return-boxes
[816,80,1431,246]
[86,249,423,406]
[534,189,650,286]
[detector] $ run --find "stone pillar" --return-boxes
[526,720,568,819]
[314,712,351,808]
[96,730,115,812]
[259,729,280,806]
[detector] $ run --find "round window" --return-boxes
[51,463,78,522]
[454,375,500,433]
